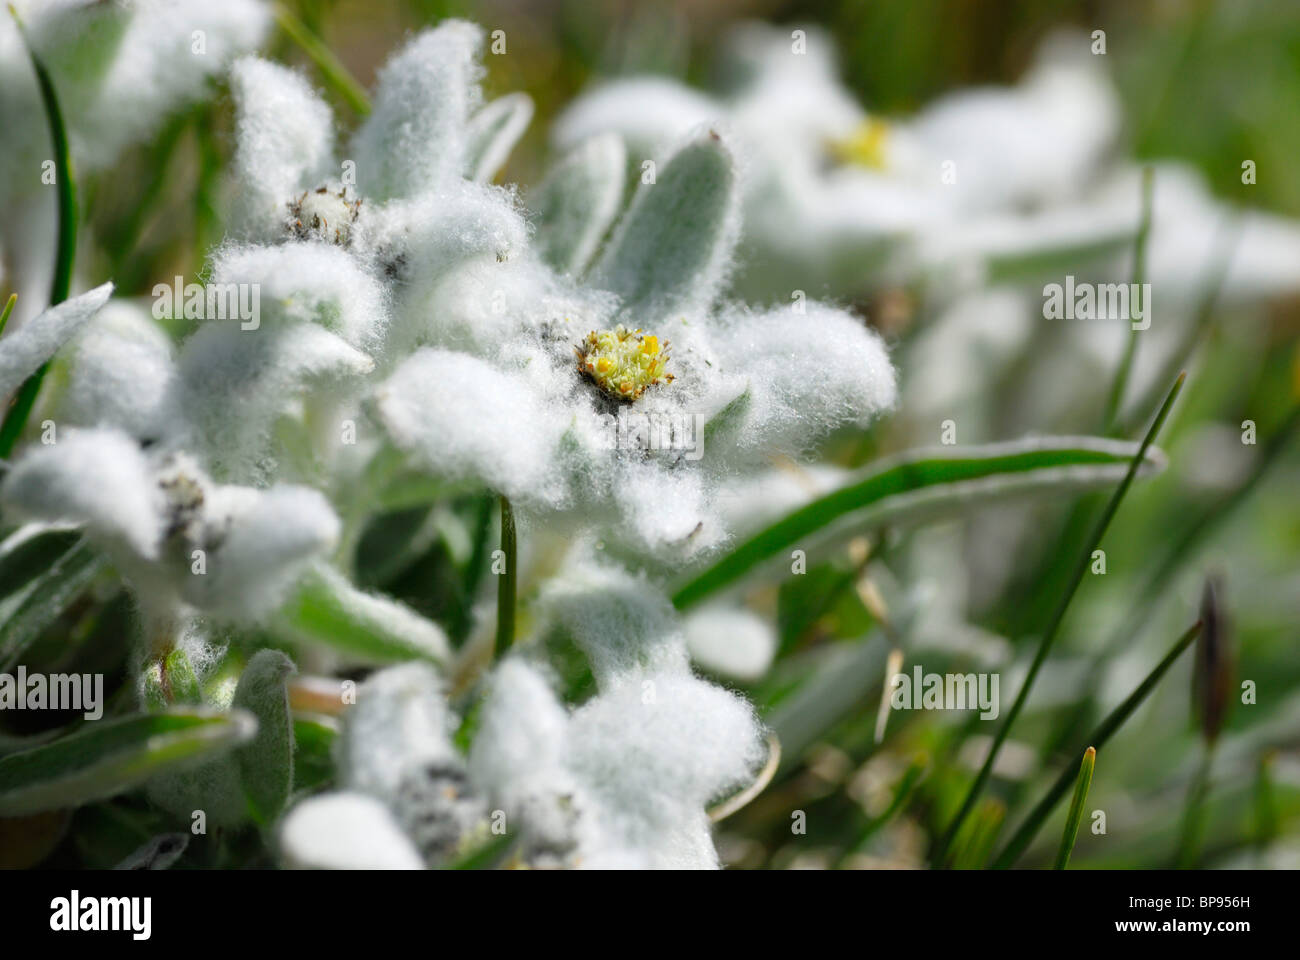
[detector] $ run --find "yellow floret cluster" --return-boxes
[829,117,891,171]
[575,325,674,401]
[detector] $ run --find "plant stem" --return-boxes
[274,3,371,116]
[0,294,16,337]
[494,495,517,657]
[1054,746,1095,869]
[992,620,1202,868]
[1103,166,1154,433]
[932,372,1186,867]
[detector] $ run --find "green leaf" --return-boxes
[0,710,255,817]
[593,129,738,319]
[1054,746,1096,869]
[231,650,297,825]
[531,132,626,276]
[673,436,1167,611]
[0,526,82,599]
[276,563,450,665]
[0,537,107,672]
[0,9,78,458]
[464,93,533,183]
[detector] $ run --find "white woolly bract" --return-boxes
[465,93,534,183]
[374,349,567,506]
[538,556,690,687]
[529,133,627,276]
[339,662,456,802]
[280,792,424,869]
[682,605,777,682]
[593,128,742,322]
[350,22,485,200]
[708,301,897,458]
[0,283,113,400]
[208,242,388,352]
[566,670,765,868]
[229,57,337,239]
[0,427,163,561]
[60,298,176,442]
[177,321,373,481]
[182,485,340,622]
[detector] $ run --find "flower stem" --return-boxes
[494,495,517,657]
[932,371,1186,867]
[273,3,371,116]
[1054,746,1095,869]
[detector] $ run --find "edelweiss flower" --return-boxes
[1,427,339,626]
[372,128,896,559]
[552,25,1121,302]
[279,556,767,869]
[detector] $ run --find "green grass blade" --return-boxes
[993,619,1202,868]
[933,372,1186,866]
[673,436,1167,611]
[1103,166,1154,432]
[1054,746,1096,869]
[0,710,255,816]
[273,2,370,116]
[495,495,517,657]
[0,10,78,458]
[0,294,16,337]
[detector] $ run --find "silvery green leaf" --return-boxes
[530,133,626,275]
[0,536,106,673]
[464,92,533,183]
[231,649,297,825]
[592,129,739,320]
[0,710,255,817]
[0,282,113,401]
[276,562,450,665]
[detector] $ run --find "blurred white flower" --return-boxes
[554,24,1121,301]
[0,0,271,324]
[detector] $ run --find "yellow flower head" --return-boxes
[829,117,892,171]
[575,325,674,401]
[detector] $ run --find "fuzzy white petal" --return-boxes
[374,349,566,505]
[60,298,176,441]
[229,57,337,239]
[280,792,424,870]
[683,605,777,681]
[0,427,162,561]
[350,22,484,200]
